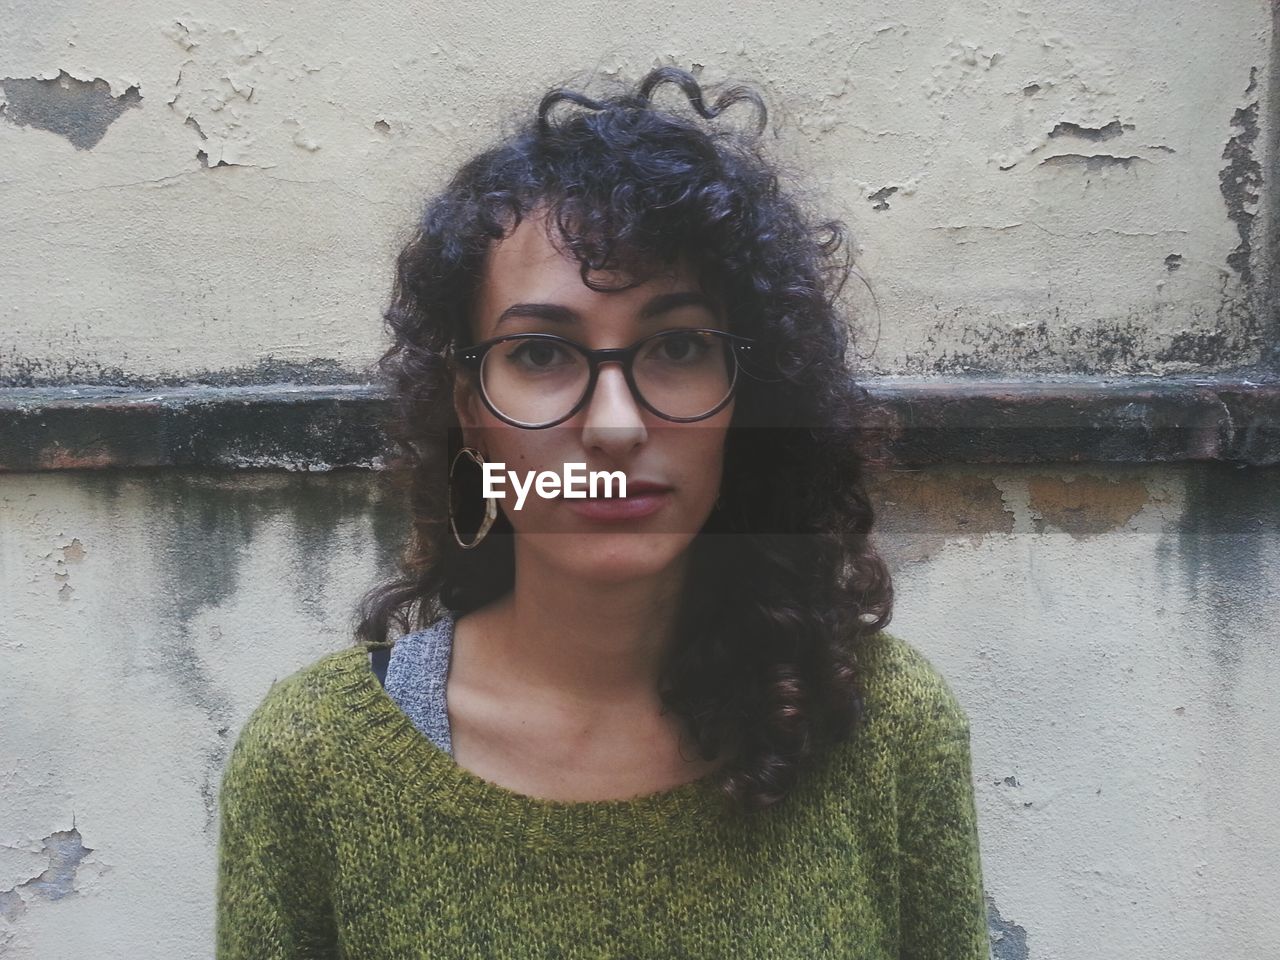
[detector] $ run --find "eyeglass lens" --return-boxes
[479,330,736,425]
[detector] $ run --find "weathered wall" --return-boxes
[0,1,1273,384]
[869,464,1280,958]
[2,2,1278,959]
[1,465,1276,957]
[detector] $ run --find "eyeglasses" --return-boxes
[452,328,755,429]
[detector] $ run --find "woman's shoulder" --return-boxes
[227,645,369,768]
[852,627,973,746]
[218,649,371,863]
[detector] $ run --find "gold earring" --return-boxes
[449,446,498,549]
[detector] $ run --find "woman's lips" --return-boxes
[561,488,672,521]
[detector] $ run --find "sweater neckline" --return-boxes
[325,643,737,851]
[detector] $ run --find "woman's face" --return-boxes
[454,208,733,585]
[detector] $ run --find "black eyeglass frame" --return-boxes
[451,327,756,429]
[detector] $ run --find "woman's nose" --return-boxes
[580,363,647,453]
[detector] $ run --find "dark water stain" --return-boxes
[1267,16,1280,370]
[1156,463,1280,677]
[72,469,406,830]
[0,354,371,389]
[892,297,1266,377]
[1219,68,1261,287]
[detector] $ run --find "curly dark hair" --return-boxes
[355,64,893,814]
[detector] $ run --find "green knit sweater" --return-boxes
[214,628,989,958]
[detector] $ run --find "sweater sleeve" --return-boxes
[895,670,991,960]
[215,688,340,959]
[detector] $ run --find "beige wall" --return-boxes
[0,1,1272,384]
[2,2,1277,959]
[2,466,1277,957]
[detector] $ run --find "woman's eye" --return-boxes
[508,340,571,368]
[650,332,709,363]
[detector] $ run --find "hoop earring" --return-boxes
[449,446,498,549]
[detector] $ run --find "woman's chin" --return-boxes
[517,530,693,582]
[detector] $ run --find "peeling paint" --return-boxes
[995,113,1172,173]
[46,536,88,601]
[924,39,1004,101]
[195,148,232,169]
[1219,68,1261,286]
[0,71,141,149]
[62,537,86,562]
[867,469,1014,567]
[161,17,327,168]
[1026,474,1149,538]
[0,19,1266,385]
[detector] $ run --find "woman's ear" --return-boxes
[453,370,481,446]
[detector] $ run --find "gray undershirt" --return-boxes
[380,609,457,758]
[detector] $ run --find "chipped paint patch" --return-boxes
[1039,153,1149,172]
[867,468,1015,567]
[987,895,1030,960]
[0,71,141,149]
[0,888,22,923]
[0,828,97,910]
[1048,120,1134,141]
[1026,474,1149,537]
[868,185,898,211]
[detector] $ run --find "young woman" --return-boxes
[215,65,989,958]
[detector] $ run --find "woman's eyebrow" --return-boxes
[494,291,720,328]
[638,291,721,319]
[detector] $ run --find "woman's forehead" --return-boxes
[472,211,713,337]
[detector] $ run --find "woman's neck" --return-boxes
[452,550,691,713]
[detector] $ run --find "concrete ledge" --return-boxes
[857,376,1280,467]
[1,376,1277,472]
